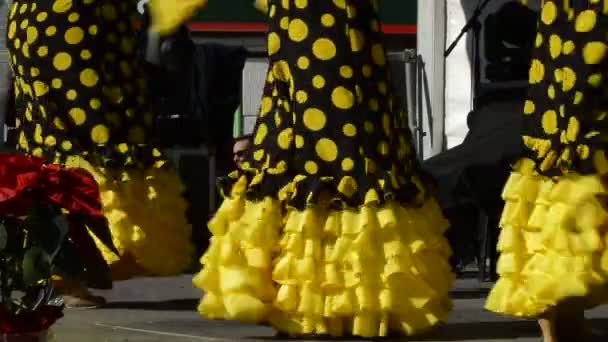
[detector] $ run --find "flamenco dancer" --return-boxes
[151,0,456,337]
[486,1,608,341]
[5,0,194,305]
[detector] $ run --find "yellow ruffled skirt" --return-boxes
[193,177,454,337]
[66,157,194,280]
[486,159,608,318]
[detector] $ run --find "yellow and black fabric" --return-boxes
[191,0,454,337]
[5,0,193,280]
[486,0,608,318]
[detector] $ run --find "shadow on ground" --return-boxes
[102,299,198,311]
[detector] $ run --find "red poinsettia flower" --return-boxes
[0,154,102,218]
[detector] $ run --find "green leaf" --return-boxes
[25,206,68,260]
[22,247,51,285]
[0,223,7,251]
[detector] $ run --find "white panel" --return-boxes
[243,115,257,136]
[417,0,446,159]
[242,59,269,117]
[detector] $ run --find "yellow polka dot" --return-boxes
[343,123,357,137]
[303,108,326,131]
[288,19,309,42]
[548,84,556,99]
[331,86,355,110]
[566,116,580,142]
[333,0,346,9]
[68,12,79,22]
[583,42,606,65]
[535,33,543,48]
[540,1,557,25]
[254,123,268,145]
[523,100,535,115]
[349,29,365,52]
[53,52,72,71]
[362,64,372,78]
[315,138,338,162]
[341,158,354,171]
[297,56,310,69]
[304,161,318,174]
[277,128,293,149]
[378,82,387,95]
[53,117,65,130]
[296,90,308,103]
[268,32,280,55]
[542,110,558,135]
[30,67,40,77]
[312,75,325,88]
[44,135,57,146]
[260,97,272,116]
[90,98,101,110]
[295,0,307,8]
[33,81,49,96]
[46,26,57,36]
[562,40,575,55]
[588,73,602,87]
[312,38,336,60]
[34,124,43,144]
[578,145,590,160]
[19,19,29,29]
[22,43,31,58]
[66,89,77,100]
[574,91,583,104]
[280,17,289,30]
[529,59,545,84]
[7,21,16,40]
[80,68,99,87]
[51,78,62,89]
[26,26,38,44]
[295,135,304,148]
[575,10,596,33]
[88,25,98,35]
[340,65,353,78]
[80,49,92,60]
[91,124,109,144]
[37,46,48,57]
[69,108,86,125]
[549,34,562,59]
[321,14,335,27]
[253,149,265,161]
[64,27,84,45]
[562,67,576,91]
[371,44,386,66]
[52,0,72,13]
[19,3,28,14]
[364,121,374,133]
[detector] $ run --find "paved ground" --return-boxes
[52,275,608,342]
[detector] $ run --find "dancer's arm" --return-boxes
[149,0,208,35]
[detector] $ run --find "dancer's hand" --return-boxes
[149,0,208,35]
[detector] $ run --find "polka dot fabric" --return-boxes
[5,0,194,280]
[485,1,608,318]
[7,0,162,168]
[520,0,608,176]
[224,0,427,210]
[194,0,454,338]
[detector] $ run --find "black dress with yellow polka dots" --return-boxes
[194,0,454,337]
[485,0,608,318]
[6,0,193,280]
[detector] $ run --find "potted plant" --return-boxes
[0,154,116,341]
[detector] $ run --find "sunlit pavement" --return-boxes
[54,275,608,342]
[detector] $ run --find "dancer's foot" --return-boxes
[64,294,106,309]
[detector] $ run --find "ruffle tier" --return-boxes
[485,159,608,318]
[194,176,454,337]
[66,156,194,280]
